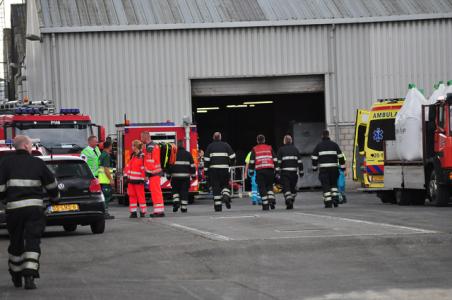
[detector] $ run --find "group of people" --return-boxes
[122,131,196,217]
[81,129,348,214]
[0,129,346,290]
[81,135,115,219]
[204,129,347,211]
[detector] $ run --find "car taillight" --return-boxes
[89,179,102,193]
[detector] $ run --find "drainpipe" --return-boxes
[329,24,340,142]
[51,33,57,104]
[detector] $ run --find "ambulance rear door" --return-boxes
[352,109,369,183]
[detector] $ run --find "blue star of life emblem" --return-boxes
[373,128,384,142]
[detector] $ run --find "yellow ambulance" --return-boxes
[353,99,404,188]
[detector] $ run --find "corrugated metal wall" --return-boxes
[27,25,330,131]
[26,18,452,132]
[336,19,452,123]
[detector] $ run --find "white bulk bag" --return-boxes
[428,81,446,104]
[445,80,452,97]
[395,85,428,161]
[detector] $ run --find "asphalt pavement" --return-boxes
[1,190,452,300]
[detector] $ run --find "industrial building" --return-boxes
[24,0,452,165]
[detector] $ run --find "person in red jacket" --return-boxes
[249,134,277,211]
[124,140,147,218]
[140,131,165,217]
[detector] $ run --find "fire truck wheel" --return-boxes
[429,171,449,207]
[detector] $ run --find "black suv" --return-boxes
[42,156,106,234]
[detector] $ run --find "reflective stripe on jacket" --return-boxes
[125,153,146,184]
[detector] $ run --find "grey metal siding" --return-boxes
[335,19,452,123]
[27,25,329,131]
[25,19,452,132]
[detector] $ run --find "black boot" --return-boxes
[24,276,36,290]
[269,199,276,210]
[223,195,231,209]
[181,208,188,213]
[129,212,137,218]
[262,204,269,211]
[286,200,294,210]
[333,198,339,207]
[324,201,333,208]
[11,273,22,288]
[214,204,222,212]
[173,202,180,212]
[140,212,146,218]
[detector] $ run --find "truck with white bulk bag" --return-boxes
[382,83,452,206]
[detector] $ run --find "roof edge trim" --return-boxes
[40,13,452,34]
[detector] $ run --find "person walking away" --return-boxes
[245,151,262,205]
[168,140,196,213]
[81,136,101,177]
[276,135,304,210]
[204,132,235,212]
[124,140,147,218]
[98,141,115,219]
[140,132,165,218]
[0,135,60,289]
[311,130,346,208]
[249,134,277,211]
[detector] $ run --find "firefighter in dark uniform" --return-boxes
[168,140,196,213]
[0,135,60,289]
[204,132,235,212]
[276,135,304,210]
[249,134,277,211]
[311,130,346,208]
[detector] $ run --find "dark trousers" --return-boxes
[319,168,339,204]
[172,178,190,210]
[6,206,46,278]
[281,171,298,201]
[256,168,275,205]
[101,184,112,210]
[209,169,230,206]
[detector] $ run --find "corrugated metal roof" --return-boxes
[36,0,452,31]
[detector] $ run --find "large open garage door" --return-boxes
[191,75,325,188]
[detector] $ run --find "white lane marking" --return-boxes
[168,223,233,241]
[295,212,438,234]
[252,232,439,241]
[210,215,258,220]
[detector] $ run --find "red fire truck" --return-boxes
[0,100,105,154]
[114,121,200,205]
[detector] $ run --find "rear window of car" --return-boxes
[46,160,94,179]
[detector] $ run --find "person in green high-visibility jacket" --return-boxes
[81,136,101,177]
[98,141,115,219]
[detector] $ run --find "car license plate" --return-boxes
[48,204,79,213]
